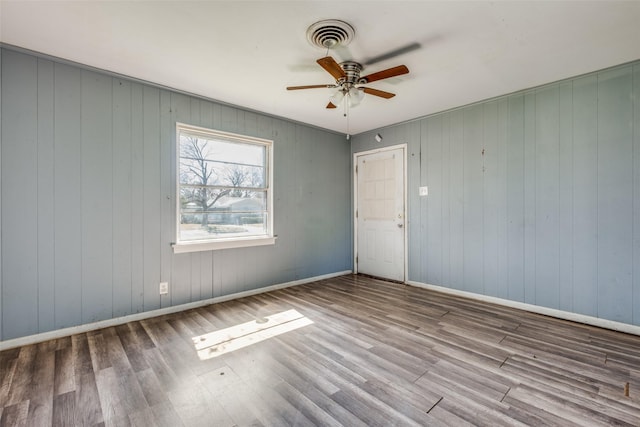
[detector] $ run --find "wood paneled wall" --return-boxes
[0,48,352,341]
[352,61,640,326]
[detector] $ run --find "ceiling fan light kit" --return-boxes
[329,90,345,105]
[348,86,364,107]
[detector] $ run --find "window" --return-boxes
[173,123,274,253]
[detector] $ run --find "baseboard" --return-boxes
[407,280,640,337]
[0,270,352,351]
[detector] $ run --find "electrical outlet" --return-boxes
[419,186,429,196]
[159,282,169,295]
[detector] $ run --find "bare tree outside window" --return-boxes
[225,165,248,198]
[180,136,230,226]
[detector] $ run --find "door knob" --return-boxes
[397,224,404,228]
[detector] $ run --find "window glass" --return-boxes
[176,123,273,246]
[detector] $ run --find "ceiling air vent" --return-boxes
[306,19,355,49]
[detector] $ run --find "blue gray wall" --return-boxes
[352,61,640,326]
[0,48,352,341]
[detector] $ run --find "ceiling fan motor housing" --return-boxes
[340,61,363,86]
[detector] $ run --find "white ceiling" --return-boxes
[2,1,640,135]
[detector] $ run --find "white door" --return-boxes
[355,146,405,282]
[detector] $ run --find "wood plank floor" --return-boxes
[2,274,640,426]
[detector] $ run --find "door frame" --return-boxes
[353,143,408,282]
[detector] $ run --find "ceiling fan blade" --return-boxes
[326,102,337,109]
[317,56,346,80]
[362,87,396,99]
[360,65,409,84]
[363,42,421,66]
[287,85,332,90]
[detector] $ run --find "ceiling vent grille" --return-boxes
[306,20,355,49]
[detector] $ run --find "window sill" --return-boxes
[172,236,276,253]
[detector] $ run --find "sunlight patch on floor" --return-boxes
[192,309,313,360]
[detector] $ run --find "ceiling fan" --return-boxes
[286,56,410,109]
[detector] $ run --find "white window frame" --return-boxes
[172,123,275,253]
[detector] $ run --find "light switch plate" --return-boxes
[159,282,169,295]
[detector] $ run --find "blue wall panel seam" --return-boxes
[595,73,600,320]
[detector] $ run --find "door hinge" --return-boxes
[356,256,358,264]
[356,210,358,218]
[355,165,358,174]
